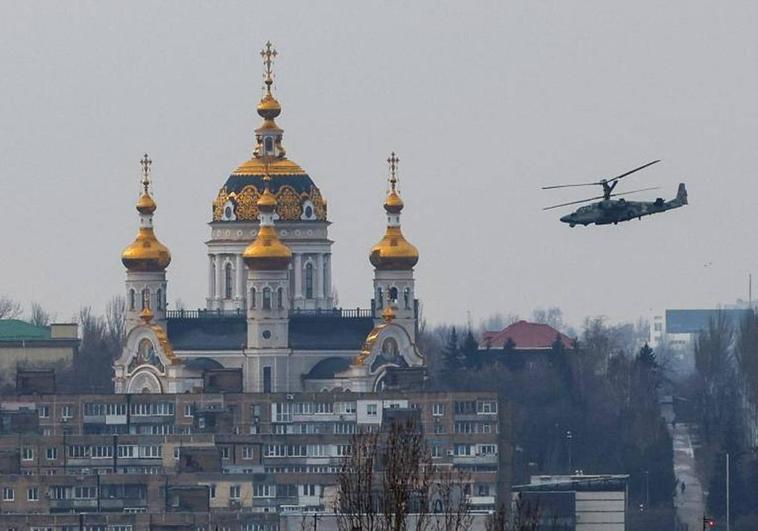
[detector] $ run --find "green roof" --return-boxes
[0,320,51,341]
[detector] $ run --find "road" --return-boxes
[662,400,705,530]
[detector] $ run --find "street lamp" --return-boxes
[566,430,573,473]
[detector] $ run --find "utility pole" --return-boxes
[566,430,573,473]
[726,452,730,531]
[644,470,649,508]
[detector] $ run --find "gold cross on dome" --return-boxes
[387,152,399,190]
[140,153,152,192]
[260,41,277,91]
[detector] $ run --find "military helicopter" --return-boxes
[542,160,688,227]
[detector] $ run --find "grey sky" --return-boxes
[1,1,757,328]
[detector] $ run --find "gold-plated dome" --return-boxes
[122,228,172,272]
[242,175,292,271]
[122,154,172,272]
[136,192,157,214]
[384,190,404,214]
[257,93,282,120]
[370,227,419,270]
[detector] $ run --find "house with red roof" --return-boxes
[480,320,574,351]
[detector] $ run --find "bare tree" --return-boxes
[430,467,473,531]
[105,295,126,352]
[0,296,22,319]
[29,302,53,327]
[336,430,380,531]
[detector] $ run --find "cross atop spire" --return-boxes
[140,153,152,193]
[260,41,278,94]
[387,152,399,192]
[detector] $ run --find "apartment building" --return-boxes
[0,391,509,530]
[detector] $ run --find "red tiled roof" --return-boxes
[479,320,574,350]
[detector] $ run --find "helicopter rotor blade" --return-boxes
[606,160,661,184]
[543,194,606,211]
[609,186,660,197]
[541,182,602,190]
[541,160,660,190]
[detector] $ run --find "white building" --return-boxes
[114,43,424,394]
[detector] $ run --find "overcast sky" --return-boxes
[1,1,757,329]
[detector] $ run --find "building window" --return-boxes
[404,287,411,309]
[209,484,216,499]
[220,447,230,459]
[141,288,150,310]
[305,262,313,299]
[277,287,283,309]
[263,367,272,394]
[432,403,445,416]
[129,289,136,311]
[156,288,163,310]
[478,485,490,496]
[253,484,273,498]
[184,404,193,417]
[431,445,443,458]
[242,446,254,460]
[225,263,233,299]
[477,401,497,415]
[27,487,39,501]
[264,136,273,154]
[250,287,256,309]
[263,287,271,310]
[38,405,50,418]
[229,485,241,499]
[3,487,13,501]
[389,286,398,303]
[46,447,58,460]
[366,404,378,416]
[22,447,34,461]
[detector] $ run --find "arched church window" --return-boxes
[277,287,284,309]
[389,287,398,303]
[225,263,233,300]
[305,262,314,299]
[129,289,136,311]
[156,289,163,310]
[403,287,411,309]
[263,287,271,310]
[250,287,256,309]
[381,338,399,360]
[323,258,330,295]
[264,136,274,154]
[141,288,150,310]
[376,287,383,309]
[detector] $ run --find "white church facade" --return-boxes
[113,43,424,394]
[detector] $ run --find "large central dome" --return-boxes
[212,49,326,223]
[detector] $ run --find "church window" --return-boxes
[141,288,150,310]
[224,263,233,300]
[277,287,284,309]
[263,288,271,310]
[262,330,271,339]
[250,288,256,309]
[263,367,272,393]
[389,287,398,303]
[156,289,163,310]
[264,136,274,154]
[376,287,383,309]
[403,287,411,309]
[129,289,136,311]
[304,205,313,218]
[305,262,314,299]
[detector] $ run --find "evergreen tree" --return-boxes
[442,327,461,371]
[460,329,480,369]
[637,342,657,368]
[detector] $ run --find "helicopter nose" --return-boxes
[560,215,571,223]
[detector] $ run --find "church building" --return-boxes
[113,43,424,394]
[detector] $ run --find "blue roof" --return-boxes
[665,309,751,334]
[166,314,374,352]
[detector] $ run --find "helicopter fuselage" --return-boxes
[560,183,688,227]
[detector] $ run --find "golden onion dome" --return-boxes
[257,93,282,120]
[384,190,404,214]
[242,225,292,270]
[369,226,419,270]
[121,228,172,272]
[136,192,157,214]
[257,187,278,211]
